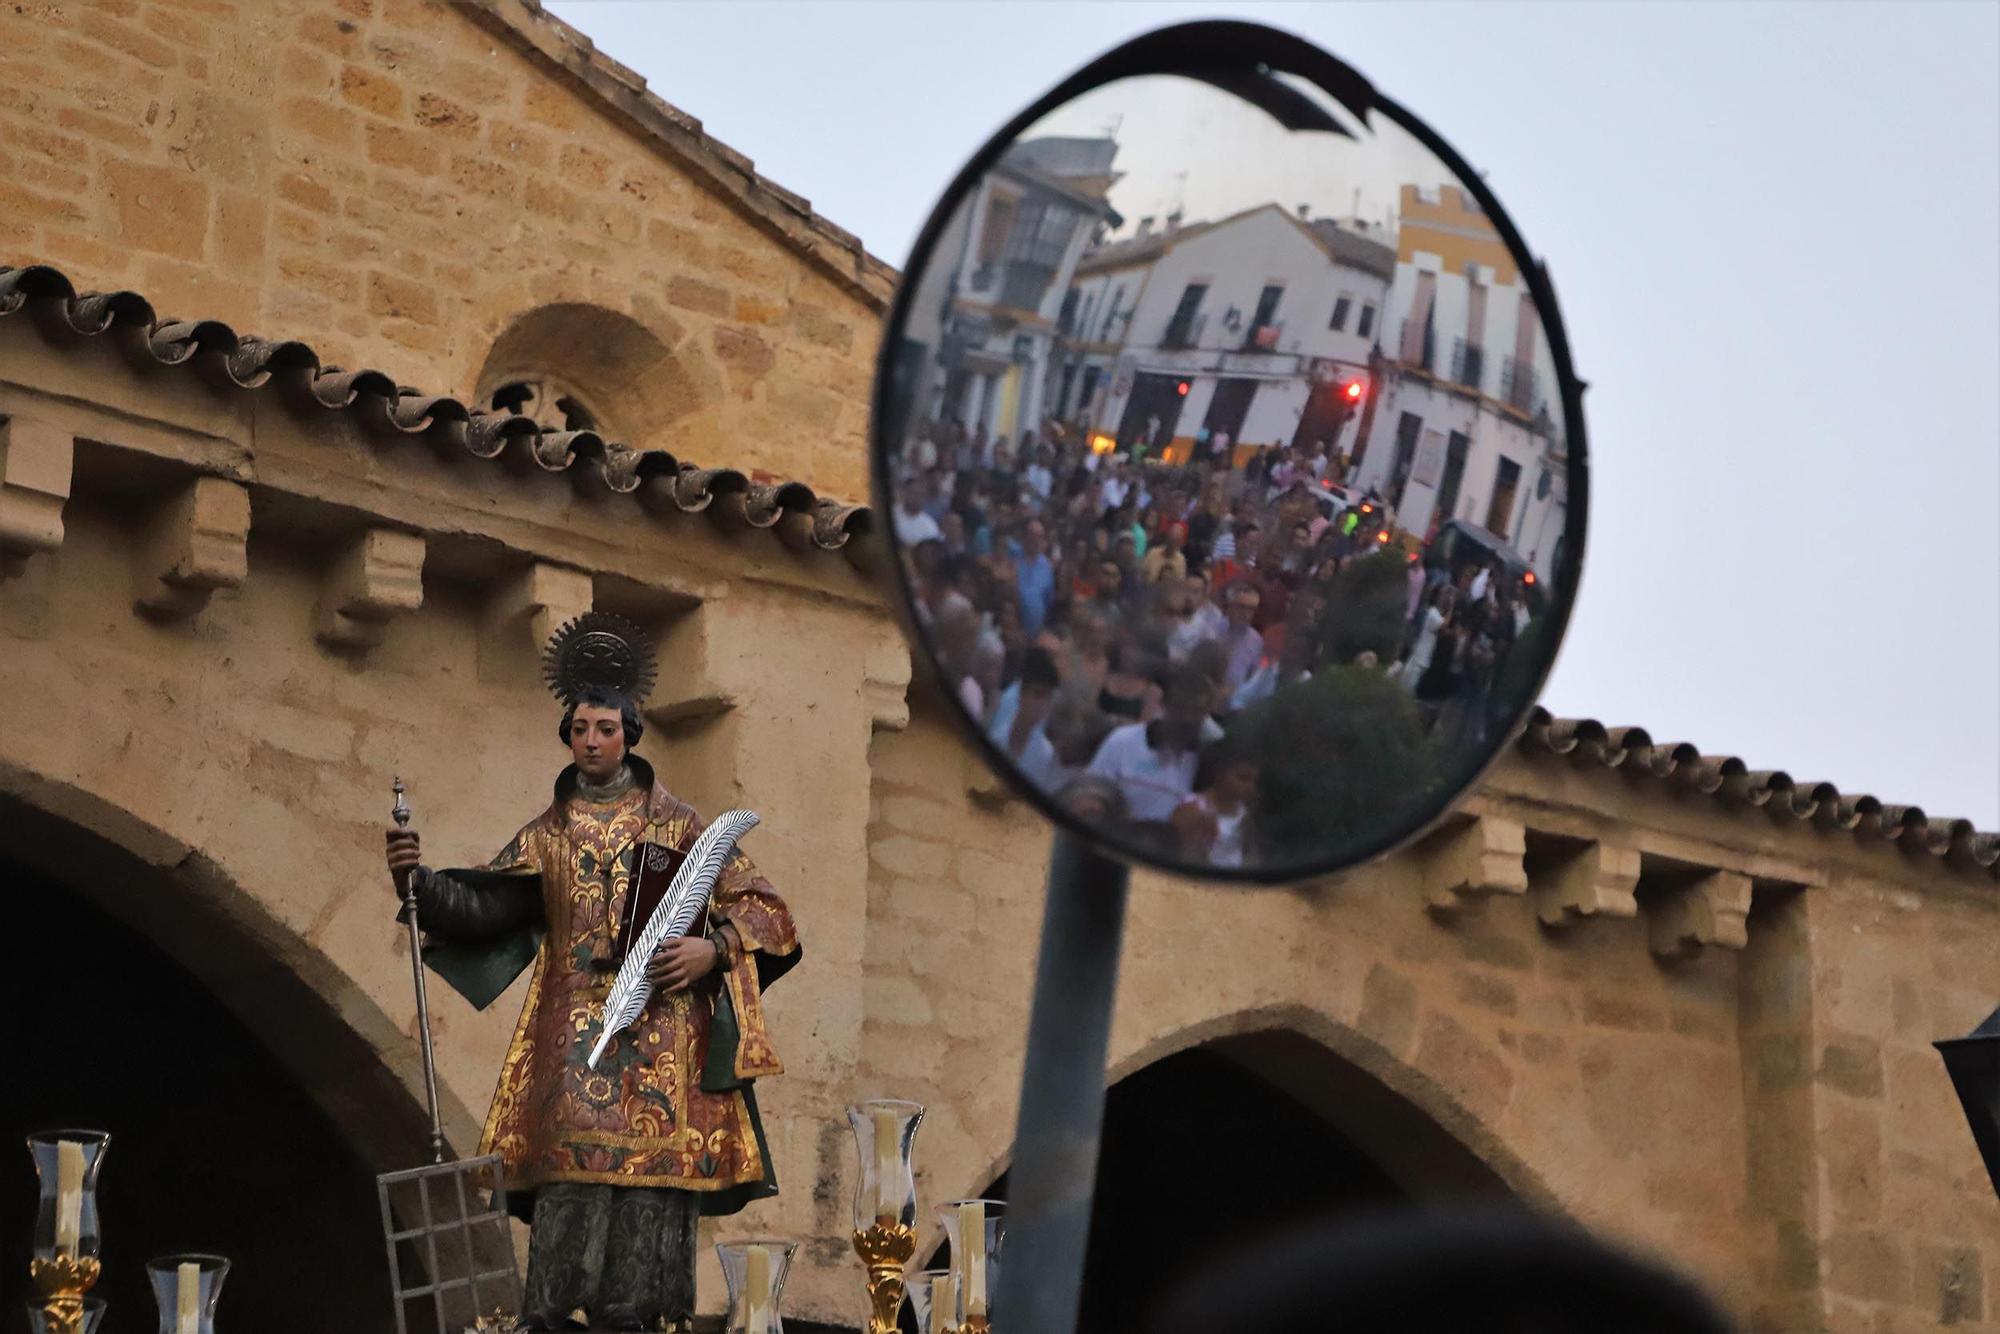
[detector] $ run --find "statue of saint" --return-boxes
[385,614,800,1331]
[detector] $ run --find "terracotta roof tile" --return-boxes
[4,263,1989,871]
[1517,707,1998,880]
[0,263,877,565]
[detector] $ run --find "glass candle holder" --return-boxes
[845,1101,924,1231]
[23,1296,105,1334]
[938,1199,1005,1326]
[27,1132,110,1263]
[905,1269,959,1334]
[146,1255,228,1334]
[716,1239,796,1334]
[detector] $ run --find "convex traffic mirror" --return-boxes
[873,23,1588,883]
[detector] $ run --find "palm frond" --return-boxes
[587,809,760,1071]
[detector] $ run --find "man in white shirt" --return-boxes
[1167,573,1228,663]
[1101,463,1131,513]
[1218,583,1265,692]
[1024,448,1054,500]
[893,478,943,547]
[1085,667,1212,824]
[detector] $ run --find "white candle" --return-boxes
[744,1246,771,1331]
[958,1201,987,1317]
[871,1107,900,1220]
[54,1141,84,1254]
[177,1261,201,1334]
[927,1273,954,1334]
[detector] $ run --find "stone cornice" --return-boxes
[0,264,881,574]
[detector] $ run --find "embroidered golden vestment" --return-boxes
[420,765,798,1210]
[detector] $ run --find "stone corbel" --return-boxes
[132,476,250,619]
[1648,869,1753,960]
[483,561,593,664]
[317,528,425,649]
[964,748,1013,809]
[863,633,912,734]
[646,600,737,731]
[0,417,73,575]
[1534,840,1642,928]
[1421,812,1528,913]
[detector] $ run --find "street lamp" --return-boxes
[1935,1006,2000,1198]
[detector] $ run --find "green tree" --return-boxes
[1233,664,1440,864]
[1322,549,1412,663]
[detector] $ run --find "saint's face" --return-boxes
[569,704,627,783]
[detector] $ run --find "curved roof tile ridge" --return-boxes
[1519,706,1997,882]
[5,261,1989,871]
[0,263,877,565]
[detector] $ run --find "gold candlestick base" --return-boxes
[29,1253,102,1334]
[853,1218,917,1334]
[956,1318,992,1334]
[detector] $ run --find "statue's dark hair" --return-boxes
[558,686,644,750]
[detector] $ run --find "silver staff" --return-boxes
[393,777,447,1165]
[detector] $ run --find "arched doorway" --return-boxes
[3,856,389,1326]
[961,1026,1527,1332]
[0,779,463,1329]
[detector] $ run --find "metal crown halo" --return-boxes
[540,611,659,707]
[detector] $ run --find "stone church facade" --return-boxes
[1,2,1995,1331]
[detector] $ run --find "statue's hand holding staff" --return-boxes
[386,828,421,895]
[383,825,719,993]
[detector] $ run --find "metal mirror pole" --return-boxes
[992,826,1130,1334]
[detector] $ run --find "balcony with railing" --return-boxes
[996,260,1058,315]
[1500,356,1539,413]
[1397,317,1439,374]
[1450,339,1486,392]
[1056,291,1080,337]
[1162,310,1206,350]
[1241,320,1285,353]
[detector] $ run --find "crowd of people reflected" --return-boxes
[883,75,1577,877]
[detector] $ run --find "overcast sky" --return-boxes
[549,1,1999,825]
[1026,72,1458,233]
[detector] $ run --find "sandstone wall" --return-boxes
[861,701,2000,1332]
[0,0,885,498]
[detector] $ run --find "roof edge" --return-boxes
[461,0,899,311]
[1515,707,1997,884]
[0,262,880,569]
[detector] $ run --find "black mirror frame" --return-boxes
[867,18,1592,886]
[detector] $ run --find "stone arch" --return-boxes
[951,1005,1561,1216]
[0,760,471,1170]
[1104,1003,1564,1212]
[936,1005,1565,1330]
[475,302,718,448]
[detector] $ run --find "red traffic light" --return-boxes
[1343,380,1364,402]
[1523,571,1538,586]
[1175,380,1190,397]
